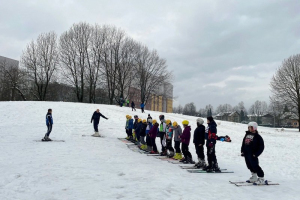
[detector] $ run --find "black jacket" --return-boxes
[131,102,135,107]
[193,124,206,145]
[91,112,108,123]
[241,131,264,157]
[140,123,147,137]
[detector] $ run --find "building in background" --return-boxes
[127,82,173,113]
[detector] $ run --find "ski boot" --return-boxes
[176,153,183,160]
[150,151,159,154]
[246,173,258,183]
[167,151,175,158]
[179,157,186,163]
[253,177,265,185]
[92,132,100,137]
[160,150,167,156]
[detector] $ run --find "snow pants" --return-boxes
[166,139,174,153]
[93,121,99,132]
[195,144,205,160]
[46,124,52,137]
[159,132,166,152]
[151,137,158,152]
[140,136,146,145]
[174,141,181,153]
[181,143,192,159]
[146,135,152,147]
[207,144,217,167]
[245,154,264,177]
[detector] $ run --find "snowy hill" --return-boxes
[0,101,300,200]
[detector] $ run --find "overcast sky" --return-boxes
[1,0,300,110]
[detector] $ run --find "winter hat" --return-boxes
[248,122,258,131]
[207,116,214,122]
[196,118,204,125]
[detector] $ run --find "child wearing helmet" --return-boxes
[241,122,265,185]
[193,118,207,168]
[139,119,148,149]
[127,116,134,140]
[165,119,175,158]
[133,115,139,141]
[125,115,130,139]
[172,121,183,160]
[205,116,220,172]
[179,120,194,164]
[149,119,159,154]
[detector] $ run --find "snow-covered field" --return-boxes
[0,101,300,200]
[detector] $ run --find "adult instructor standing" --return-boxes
[91,109,108,137]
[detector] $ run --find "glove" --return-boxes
[208,142,214,148]
[220,138,225,142]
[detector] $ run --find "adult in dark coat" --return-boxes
[91,109,108,136]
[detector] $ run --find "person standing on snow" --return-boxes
[165,119,175,158]
[179,120,194,164]
[147,114,152,123]
[205,116,220,172]
[149,119,159,154]
[140,103,145,113]
[91,109,108,137]
[131,101,136,111]
[172,121,183,160]
[193,118,207,168]
[159,115,167,156]
[241,122,265,185]
[43,109,53,141]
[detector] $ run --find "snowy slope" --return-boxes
[0,101,299,200]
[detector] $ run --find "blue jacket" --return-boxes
[46,113,53,125]
[128,119,134,129]
[140,103,145,108]
[146,123,153,134]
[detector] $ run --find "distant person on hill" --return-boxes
[140,103,145,113]
[127,100,130,107]
[91,109,108,137]
[241,122,265,185]
[43,109,53,141]
[131,101,136,111]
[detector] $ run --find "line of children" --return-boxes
[124,114,266,183]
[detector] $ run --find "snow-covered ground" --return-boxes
[0,101,300,200]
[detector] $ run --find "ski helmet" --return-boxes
[196,118,204,125]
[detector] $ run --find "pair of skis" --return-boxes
[229,181,279,186]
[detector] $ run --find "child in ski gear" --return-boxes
[127,116,134,140]
[135,119,142,145]
[44,109,53,141]
[91,109,108,137]
[205,116,220,172]
[173,121,183,160]
[125,115,130,139]
[159,115,167,155]
[139,119,147,149]
[145,119,153,151]
[131,101,136,111]
[241,122,265,185]
[133,115,139,141]
[180,120,194,164]
[149,119,159,154]
[193,118,206,168]
[165,119,175,157]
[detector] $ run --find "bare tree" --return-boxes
[183,102,197,116]
[216,103,233,114]
[268,97,285,127]
[249,100,268,124]
[21,32,58,100]
[270,54,300,131]
[59,23,92,102]
[0,58,27,100]
[134,45,171,105]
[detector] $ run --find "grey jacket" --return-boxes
[173,125,183,142]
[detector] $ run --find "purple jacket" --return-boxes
[181,126,191,145]
[149,124,159,138]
